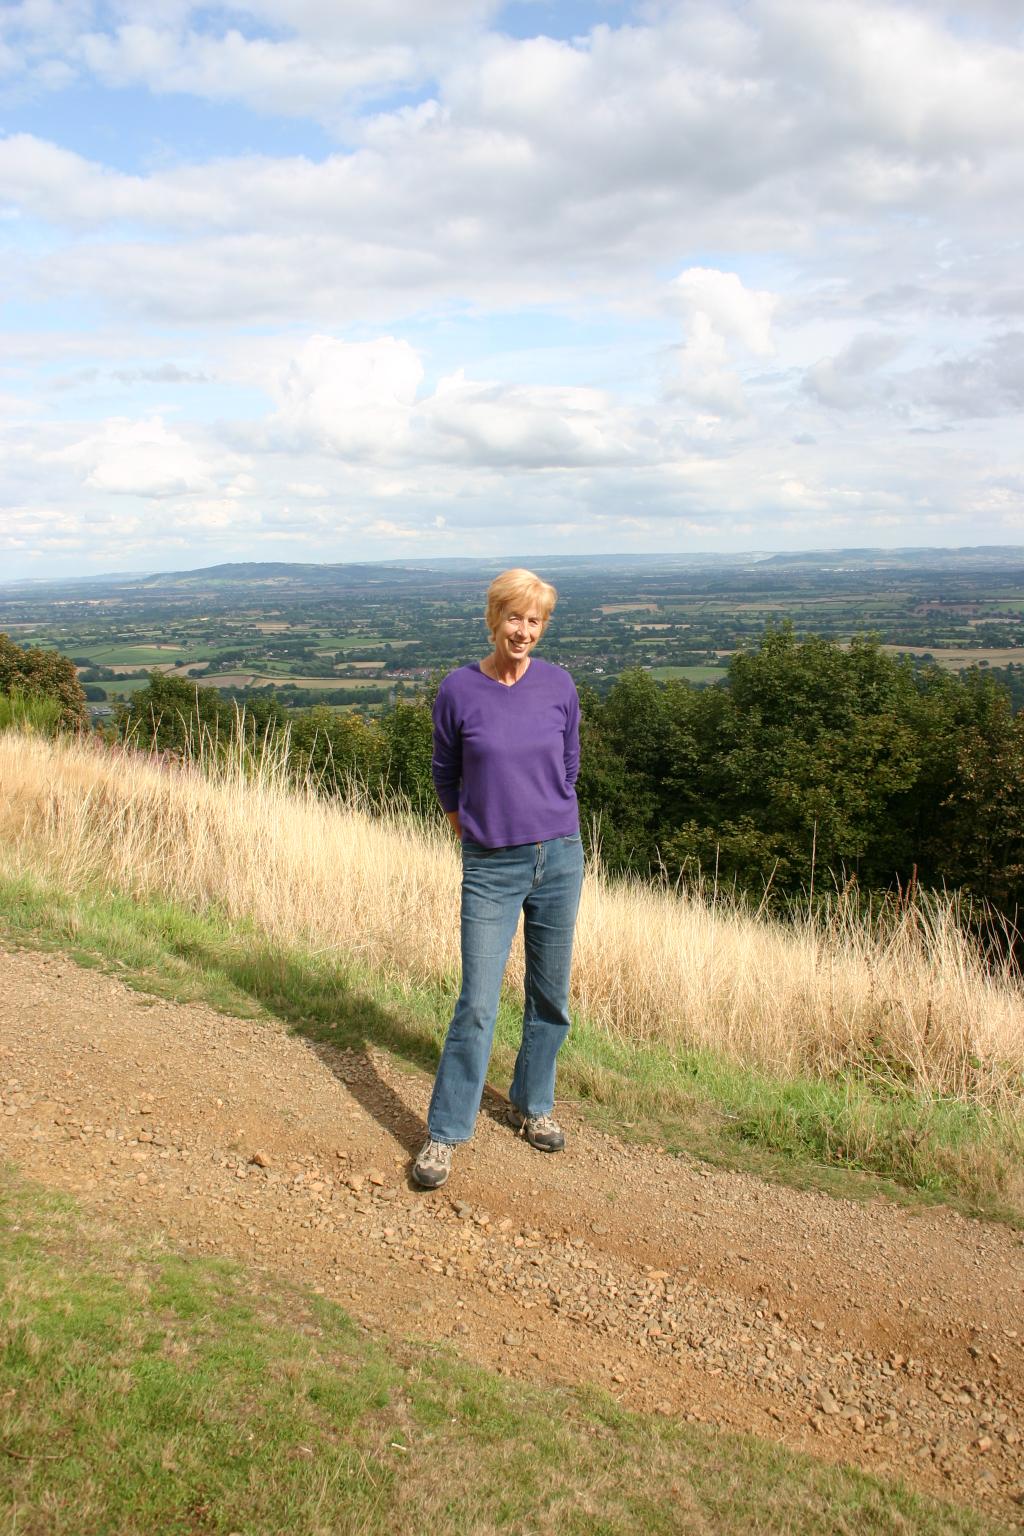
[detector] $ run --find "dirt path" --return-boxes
[2,945,1023,1523]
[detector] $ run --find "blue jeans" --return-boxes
[427,834,585,1144]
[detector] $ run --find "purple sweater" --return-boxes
[431,658,581,848]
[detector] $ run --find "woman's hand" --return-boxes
[446,810,462,840]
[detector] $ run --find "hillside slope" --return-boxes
[2,944,1022,1523]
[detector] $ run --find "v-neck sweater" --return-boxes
[431,657,581,848]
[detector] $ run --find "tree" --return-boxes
[576,673,672,869]
[381,700,435,809]
[584,627,1022,903]
[115,674,232,753]
[911,667,1024,911]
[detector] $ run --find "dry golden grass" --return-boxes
[2,728,1023,1109]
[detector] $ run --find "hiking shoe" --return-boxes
[412,1138,454,1189]
[507,1106,565,1153]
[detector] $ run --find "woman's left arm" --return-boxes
[564,683,581,788]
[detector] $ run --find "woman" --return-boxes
[413,568,584,1190]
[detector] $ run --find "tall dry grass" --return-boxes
[2,727,1023,1108]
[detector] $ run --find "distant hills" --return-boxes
[5,546,1024,601]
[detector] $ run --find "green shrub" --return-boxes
[0,690,65,736]
[0,633,87,731]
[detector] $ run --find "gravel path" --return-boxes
[2,944,1023,1522]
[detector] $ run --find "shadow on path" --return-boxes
[156,930,456,1156]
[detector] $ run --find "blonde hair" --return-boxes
[485,568,557,641]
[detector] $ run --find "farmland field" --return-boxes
[879,645,1024,669]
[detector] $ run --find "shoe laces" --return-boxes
[527,1113,559,1133]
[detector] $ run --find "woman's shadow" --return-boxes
[161,931,487,1158]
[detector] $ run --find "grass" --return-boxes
[1,727,1023,1219]
[0,693,62,733]
[0,1170,1009,1536]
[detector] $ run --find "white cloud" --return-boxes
[0,1,95,55]
[271,335,423,456]
[420,373,641,467]
[1,0,499,106]
[77,25,416,118]
[670,314,747,418]
[759,0,1024,155]
[260,336,651,470]
[56,416,224,498]
[666,268,778,417]
[670,268,778,356]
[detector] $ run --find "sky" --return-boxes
[1,0,1023,579]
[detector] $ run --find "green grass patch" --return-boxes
[649,665,729,683]
[100,676,169,695]
[79,645,187,665]
[308,635,416,651]
[0,871,1021,1224]
[0,1170,1007,1536]
[72,643,247,669]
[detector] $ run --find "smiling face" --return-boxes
[492,603,545,670]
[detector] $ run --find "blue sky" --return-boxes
[1,0,1023,578]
